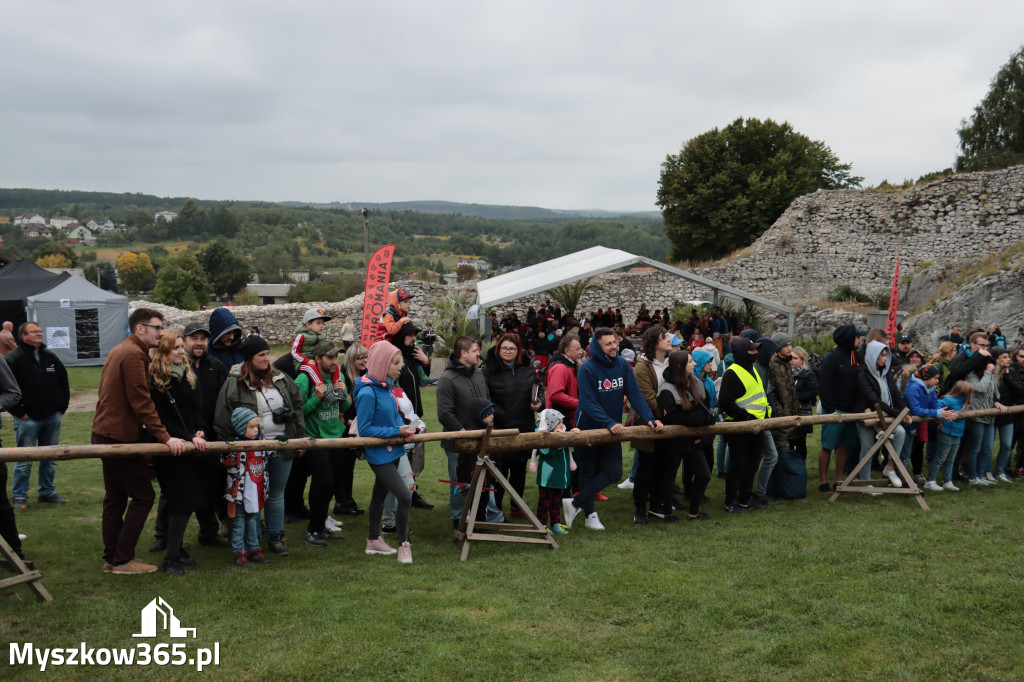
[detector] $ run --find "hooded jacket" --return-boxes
[5,338,70,419]
[373,289,414,344]
[352,371,405,466]
[718,337,763,422]
[855,340,907,417]
[691,349,717,408]
[575,335,654,430]
[436,355,491,450]
[208,308,244,371]
[818,324,862,413]
[769,350,800,441]
[544,353,578,426]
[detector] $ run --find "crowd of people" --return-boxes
[1,298,1022,574]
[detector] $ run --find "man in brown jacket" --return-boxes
[93,307,186,575]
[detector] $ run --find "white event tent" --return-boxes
[475,246,794,333]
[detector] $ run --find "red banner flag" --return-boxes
[360,244,396,347]
[885,249,900,348]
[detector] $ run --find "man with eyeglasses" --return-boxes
[942,330,993,394]
[93,307,187,575]
[5,322,71,509]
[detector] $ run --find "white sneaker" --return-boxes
[616,479,635,490]
[969,478,985,486]
[562,498,581,529]
[325,516,343,532]
[997,473,1013,483]
[986,472,998,483]
[883,468,903,488]
[584,512,605,530]
[18,533,27,541]
[942,482,960,492]
[923,480,943,492]
[864,485,882,497]
[979,478,996,486]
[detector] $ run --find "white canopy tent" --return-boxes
[476,246,795,333]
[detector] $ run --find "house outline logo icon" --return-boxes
[132,597,197,639]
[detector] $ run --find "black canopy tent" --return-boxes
[0,259,67,329]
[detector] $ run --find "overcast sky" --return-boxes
[1,1,1021,212]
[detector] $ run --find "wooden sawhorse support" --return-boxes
[0,535,52,602]
[829,406,929,510]
[455,427,559,561]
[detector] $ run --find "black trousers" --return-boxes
[333,448,359,505]
[725,432,761,505]
[494,451,528,511]
[633,446,675,514]
[305,449,334,534]
[0,461,23,558]
[680,440,711,515]
[285,455,310,514]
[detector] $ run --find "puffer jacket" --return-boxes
[482,346,540,431]
[436,355,491,450]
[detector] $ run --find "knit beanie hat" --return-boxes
[240,335,270,362]
[366,341,401,384]
[770,332,792,348]
[915,364,940,380]
[231,407,259,437]
[535,409,564,433]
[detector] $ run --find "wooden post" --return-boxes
[829,406,929,510]
[455,427,558,561]
[0,535,51,602]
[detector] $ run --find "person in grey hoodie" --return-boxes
[854,340,911,487]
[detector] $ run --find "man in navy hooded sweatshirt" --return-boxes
[563,328,663,530]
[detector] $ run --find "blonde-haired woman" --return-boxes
[149,330,209,575]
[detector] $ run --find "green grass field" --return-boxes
[3,375,1024,680]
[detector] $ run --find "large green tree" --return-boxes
[956,46,1024,172]
[175,198,208,236]
[152,252,211,310]
[198,241,252,298]
[656,117,862,262]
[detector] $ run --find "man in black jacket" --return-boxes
[436,336,502,529]
[816,324,863,492]
[943,330,992,393]
[149,322,229,551]
[6,321,70,508]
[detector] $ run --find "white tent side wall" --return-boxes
[25,276,129,367]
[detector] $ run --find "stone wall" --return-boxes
[689,165,1024,303]
[132,279,453,345]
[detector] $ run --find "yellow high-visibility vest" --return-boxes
[725,364,770,420]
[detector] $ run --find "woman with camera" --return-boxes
[215,335,304,556]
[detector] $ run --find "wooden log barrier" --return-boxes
[2,405,1022,462]
[0,428,521,463]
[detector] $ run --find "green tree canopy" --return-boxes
[33,240,79,267]
[152,252,211,310]
[656,117,862,262]
[956,46,1024,172]
[199,241,252,298]
[116,252,156,293]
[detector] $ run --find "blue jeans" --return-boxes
[265,455,293,537]
[995,422,1015,476]
[444,449,504,523]
[856,423,906,481]
[574,442,622,516]
[232,511,261,552]
[715,435,729,475]
[965,420,995,479]
[929,432,960,484]
[756,432,779,496]
[12,412,63,500]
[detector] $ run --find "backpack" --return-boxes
[767,447,807,500]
